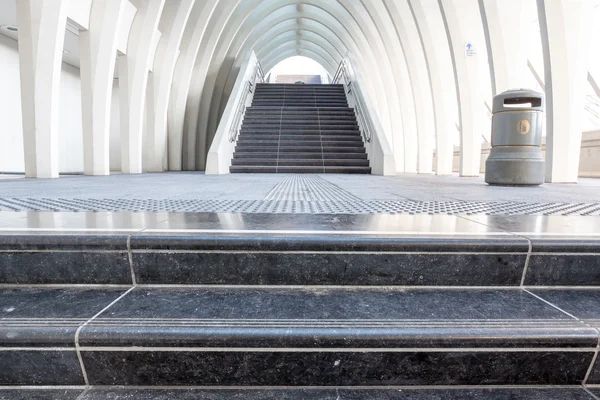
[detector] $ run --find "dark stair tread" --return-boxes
[4,287,594,349]
[6,388,595,399]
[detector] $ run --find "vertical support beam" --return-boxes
[120,0,166,174]
[438,0,485,177]
[537,0,600,183]
[146,0,195,172]
[168,2,218,171]
[80,0,127,176]
[407,0,455,175]
[480,0,529,95]
[16,0,70,178]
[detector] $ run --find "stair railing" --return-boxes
[332,60,373,143]
[228,61,265,143]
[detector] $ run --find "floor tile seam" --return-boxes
[73,346,600,353]
[520,237,534,286]
[585,386,600,399]
[74,287,136,387]
[126,235,137,286]
[524,285,600,382]
[74,387,91,400]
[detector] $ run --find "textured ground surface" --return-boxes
[0,173,599,215]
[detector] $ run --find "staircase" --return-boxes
[1,213,599,398]
[230,83,371,174]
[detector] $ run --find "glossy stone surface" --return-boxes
[133,251,526,286]
[0,389,83,400]
[0,350,83,385]
[531,289,600,385]
[0,288,126,346]
[0,251,131,284]
[80,288,596,348]
[82,350,593,386]
[74,388,598,400]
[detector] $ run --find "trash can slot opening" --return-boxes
[503,97,543,108]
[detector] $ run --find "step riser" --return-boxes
[233,153,368,159]
[231,160,371,167]
[230,167,372,174]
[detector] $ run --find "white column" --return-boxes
[480,0,529,95]
[146,0,195,172]
[537,0,600,183]
[80,0,127,176]
[16,0,70,178]
[120,0,166,174]
[438,0,485,177]
[408,0,456,175]
[168,2,219,171]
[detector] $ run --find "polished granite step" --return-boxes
[0,287,598,386]
[2,219,600,286]
[0,388,598,399]
[232,152,368,159]
[230,166,372,174]
[231,159,371,167]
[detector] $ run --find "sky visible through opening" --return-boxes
[267,56,330,83]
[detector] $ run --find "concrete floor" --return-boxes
[0,172,598,203]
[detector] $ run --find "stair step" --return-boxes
[233,152,368,159]
[231,159,371,167]
[242,125,360,131]
[2,388,595,399]
[234,146,366,153]
[238,135,362,142]
[236,142,364,148]
[2,285,595,386]
[230,166,372,173]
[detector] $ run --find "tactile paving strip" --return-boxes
[1,198,600,215]
[264,175,362,202]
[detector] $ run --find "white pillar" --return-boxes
[168,2,218,171]
[80,0,127,176]
[120,0,165,174]
[438,0,485,177]
[408,0,456,175]
[16,0,70,178]
[480,0,529,95]
[537,0,600,183]
[146,0,195,172]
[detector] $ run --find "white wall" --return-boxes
[0,35,84,173]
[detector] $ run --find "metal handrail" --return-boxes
[332,60,373,143]
[229,61,265,143]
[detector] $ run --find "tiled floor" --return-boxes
[0,173,599,214]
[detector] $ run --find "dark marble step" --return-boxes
[232,152,368,159]
[236,141,364,148]
[237,135,363,142]
[1,287,597,386]
[231,159,371,167]
[230,166,372,174]
[239,129,361,135]
[241,125,360,131]
[234,146,366,153]
[243,119,358,125]
[1,219,598,287]
[0,387,596,399]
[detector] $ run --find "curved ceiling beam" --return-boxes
[261,40,338,74]
[257,33,342,68]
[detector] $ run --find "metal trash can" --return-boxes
[485,89,545,186]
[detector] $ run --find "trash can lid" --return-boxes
[492,89,545,113]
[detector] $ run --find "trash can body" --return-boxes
[485,89,545,186]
